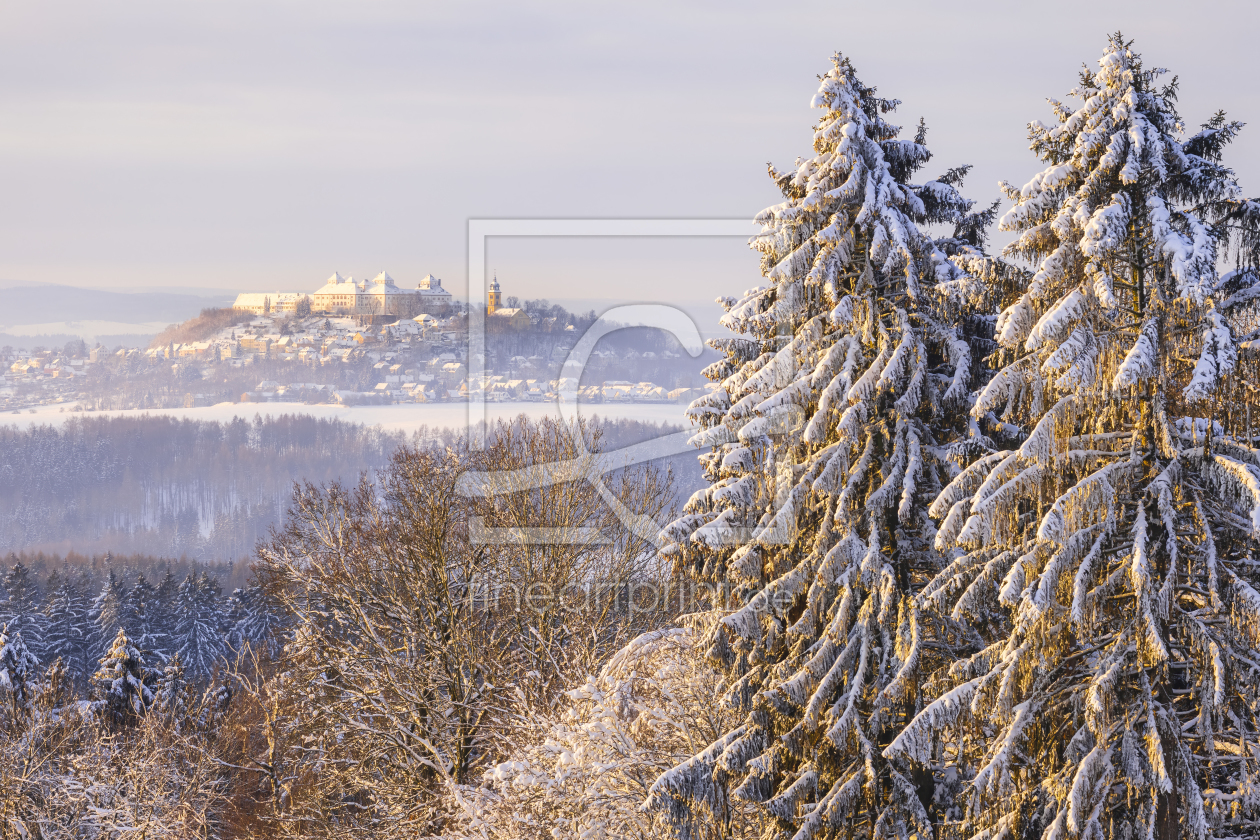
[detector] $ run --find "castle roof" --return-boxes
[312,274,356,296]
[314,272,411,296]
[361,277,410,295]
[416,274,452,297]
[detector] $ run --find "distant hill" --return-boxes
[0,283,234,328]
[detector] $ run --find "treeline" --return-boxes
[0,414,407,559]
[0,414,704,562]
[2,549,251,592]
[0,552,273,692]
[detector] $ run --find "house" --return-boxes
[490,308,532,330]
[440,362,467,385]
[239,336,272,355]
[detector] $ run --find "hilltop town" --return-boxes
[0,272,717,413]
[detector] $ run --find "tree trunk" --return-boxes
[1157,731,1179,840]
[1157,790,1179,840]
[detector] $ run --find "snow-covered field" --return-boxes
[1,400,693,433]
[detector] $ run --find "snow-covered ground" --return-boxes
[0,399,693,434]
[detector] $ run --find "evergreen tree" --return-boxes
[888,36,1260,839]
[92,628,153,726]
[153,569,180,647]
[198,570,222,608]
[647,55,989,838]
[173,573,226,682]
[43,576,92,688]
[224,584,283,652]
[198,680,233,732]
[0,562,45,663]
[89,571,128,660]
[0,625,41,720]
[123,574,162,656]
[222,588,251,653]
[155,652,191,726]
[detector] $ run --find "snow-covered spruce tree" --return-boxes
[154,651,190,723]
[223,583,283,653]
[43,575,92,688]
[647,55,992,838]
[0,625,41,722]
[885,35,1260,840]
[92,627,154,726]
[173,573,226,682]
[90,570,128,660]
[123,573,163,656]
[153,569,180,645]
[1,561,45,664]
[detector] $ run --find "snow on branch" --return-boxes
[972,699,1040,799]
[883,676,981,764]
[1204,454,1260,535]
[1183,306,1237,403]
[1112,319,1159,390]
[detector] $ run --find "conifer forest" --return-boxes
[4,33,1260,840]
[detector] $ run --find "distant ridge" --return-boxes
[0,283,234,329]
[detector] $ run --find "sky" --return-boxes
[1,0,1257,313]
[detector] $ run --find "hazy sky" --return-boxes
[1,0,1257,308]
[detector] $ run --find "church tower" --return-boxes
[487,272,501,315]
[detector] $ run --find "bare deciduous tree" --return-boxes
[231,416,680,835]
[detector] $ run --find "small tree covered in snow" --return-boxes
[0,625,41,723]
[93,627,154,726]
[650,54,989,839]
[155,652,191,724]
[887,35,1260,840]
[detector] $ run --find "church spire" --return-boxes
[487,271,502,315]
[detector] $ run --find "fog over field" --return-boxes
[5,398,693,433]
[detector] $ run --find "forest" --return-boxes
[0,414,409,559]
[4,34,1260,840]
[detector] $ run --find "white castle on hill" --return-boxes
[234,271,453,324]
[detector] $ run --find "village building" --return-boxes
[484,274,530,327]
[490,307,532,329]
